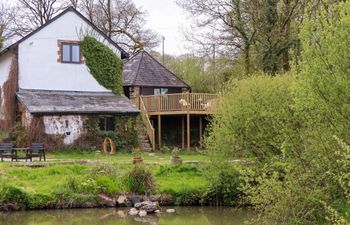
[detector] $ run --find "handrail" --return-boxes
[141,93,218,113]
[139,96,156,151]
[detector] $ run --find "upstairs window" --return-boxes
[61,43,81,63]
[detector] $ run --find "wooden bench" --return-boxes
[26,143,46,161]
[0,143,16,162]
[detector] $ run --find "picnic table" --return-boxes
[0,143,46,162]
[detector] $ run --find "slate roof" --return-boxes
[123,51,190,88]
[16,89,140,115]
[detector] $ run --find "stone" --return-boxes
[166,209,175,213]
[140,201,159,213]
[155,210,160,214]
[149,194,161,202]
[129,194,142,205]
[139,210,147,217]
[117,195,130,207]
[98,194,115,207]
[128,208,139,216]
[134,200,153,209]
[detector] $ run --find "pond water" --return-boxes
[0,207,253,225]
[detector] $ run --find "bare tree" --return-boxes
[0,2,17,49]
[75,0,160,53]
[13,0,68,36]
[178,0,257,75]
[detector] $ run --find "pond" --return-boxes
[0,207,253,225]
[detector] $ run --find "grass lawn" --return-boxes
[0,151,212,209]
[48,150,210,164]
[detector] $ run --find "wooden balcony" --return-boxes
[132,93,218,116]
[131,93,218,151]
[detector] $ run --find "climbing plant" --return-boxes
[80,36,123,95]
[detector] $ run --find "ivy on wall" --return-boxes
[80,36,123,95]
[82,115,141,151]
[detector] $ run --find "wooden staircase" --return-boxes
[137,97,156,151]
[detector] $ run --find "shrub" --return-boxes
[122,165,156,194]
[206,74,298,163]
[0,184,28,210]
[80,36,123,95]
[27,193,56,209]
[202,169,242,206]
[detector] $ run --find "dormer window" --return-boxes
[57,40,83,64]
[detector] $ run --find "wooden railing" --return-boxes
[139,96,155,151]
[141,93,218,113]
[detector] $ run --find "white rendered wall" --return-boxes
[18,11,122,92]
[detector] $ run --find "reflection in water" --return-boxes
[0,207,252,225]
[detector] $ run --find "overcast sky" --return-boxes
[133,0,189,56]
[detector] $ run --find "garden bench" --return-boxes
[26,143,46,161]
[0,143,16,162]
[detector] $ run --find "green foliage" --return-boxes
[206,2,350,224]
[80,115,140,151]
[154,52,232,93]
[206,74,297,162]
[80,36,123,95]
[122,165,156,194]
[0,184,28,210]
[202,168,242,206]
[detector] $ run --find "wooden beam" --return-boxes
[158,115,161,149]
[182,117,185,149]
[199,116,203,148]
[187,113,190,151]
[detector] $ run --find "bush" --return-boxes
[27,193,56,210]
[0,184,28,210]
[206,74,298,162]
[202,169,242,206]
[122,165,156,194]
[80,36,123,95]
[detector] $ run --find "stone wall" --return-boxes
[42,115,88,145]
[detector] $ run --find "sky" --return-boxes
[132,0,189,56]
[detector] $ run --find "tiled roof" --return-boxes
[123,51,189,88]
[17,89,139,115]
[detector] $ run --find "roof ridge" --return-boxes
[0,7,129,58]
[132,51,145,86]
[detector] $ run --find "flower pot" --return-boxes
[133,157,144,164]
[170,156,182,165]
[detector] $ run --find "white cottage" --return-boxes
[0,7,139,148]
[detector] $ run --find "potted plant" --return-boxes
[170,147,182,164]
[132,148,144,164]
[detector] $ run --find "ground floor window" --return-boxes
[99,116,115,132]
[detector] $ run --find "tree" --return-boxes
[0,2,17,49]
[178,0,305,75]
[178,0,257,75]
[13,0,67,36]
[73,0,160,53]
[254,0,303,74]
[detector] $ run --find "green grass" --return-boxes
[48,150,210,164]
[0,151,213,209]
